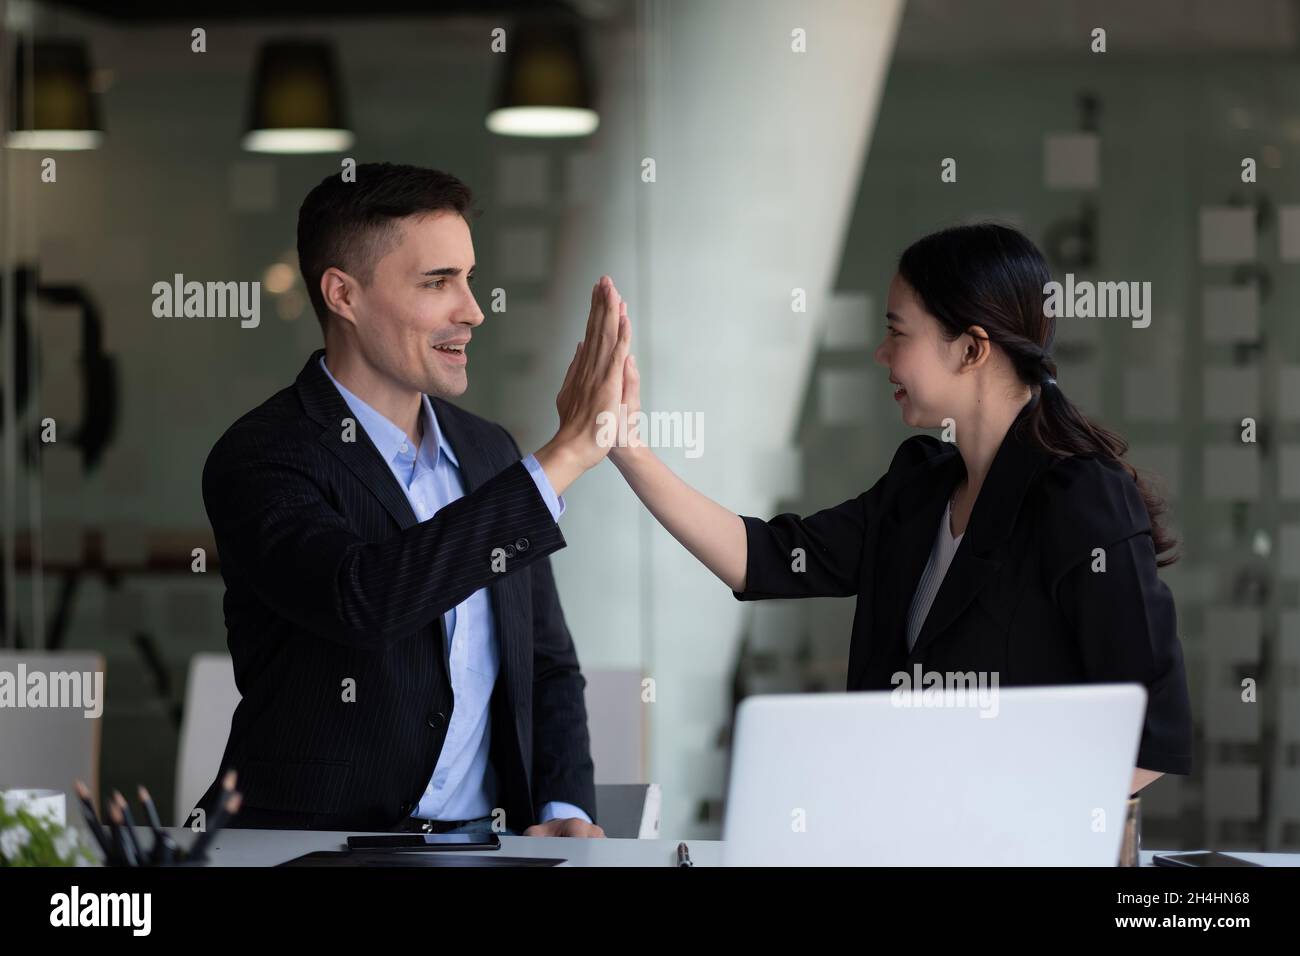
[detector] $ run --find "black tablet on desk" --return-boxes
[277,850,565,867]
[347,833,500,851]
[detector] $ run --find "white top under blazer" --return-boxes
[905,495,965,652]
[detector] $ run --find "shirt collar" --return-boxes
[318,355,459,470]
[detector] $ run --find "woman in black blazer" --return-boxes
[606,222,1192,792]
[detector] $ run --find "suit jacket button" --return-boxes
[503,544,516,558]
[515,537,530,552]
[428,711,445,730]
[399,801,413,815]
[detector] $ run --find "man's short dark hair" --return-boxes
[297,162,477,333]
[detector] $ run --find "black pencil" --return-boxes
[113,791,146,865]
[137,785,178,865]
[108,802,138,866]
[73,780,115,863]
[186,790,241,863]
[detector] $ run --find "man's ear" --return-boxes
[962,324,992,369]
[321,267,361,328]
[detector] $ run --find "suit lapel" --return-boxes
[905,532,1002,662]
[296,349,419,532]
[859,402,1056,679]
[296,356,530,696]
[431,396,490,492]
[857,447,961,687]
[907,404,1054,661]
[297,351,469,675]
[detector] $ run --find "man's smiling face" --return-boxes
[347,210,484,399]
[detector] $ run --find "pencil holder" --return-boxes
[1118,796,1141,867]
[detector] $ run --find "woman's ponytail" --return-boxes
[898,223,1179,567]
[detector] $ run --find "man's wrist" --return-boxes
[537,800,592,825]
[534,436,585,497]
[520,454,566,522]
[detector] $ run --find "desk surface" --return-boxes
[156,826,723,867]
[142,828,1300,867]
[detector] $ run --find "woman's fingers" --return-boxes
[617,353,644,450]
[598,279,621,357]
[609,311,631,379]
[621,352,639,406]
[603,299,629,373]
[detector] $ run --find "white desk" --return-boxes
[136,828,1300,866]
[147,827,723,867]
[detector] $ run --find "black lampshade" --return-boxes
[7,39,103,150]
[242,40,353,153]
[486,17,598,137]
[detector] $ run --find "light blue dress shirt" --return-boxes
[320,357,590,826]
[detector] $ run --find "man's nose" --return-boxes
[460,292,485,326]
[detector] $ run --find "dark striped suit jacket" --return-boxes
[192,349,596,831]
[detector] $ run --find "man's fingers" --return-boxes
[577,277,612,383]
[553,819,601,838]
[520,820,608,838]
[558,341,581,398]
[584,276,610,351]
[573,280,600,386]
[582,277,603,347]
[579,278,619,388]
[589,278,617,364]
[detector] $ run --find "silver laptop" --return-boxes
[722,683,1146,866]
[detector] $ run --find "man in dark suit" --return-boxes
[192,163,631,836]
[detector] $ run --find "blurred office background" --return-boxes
[1,0,1298,849]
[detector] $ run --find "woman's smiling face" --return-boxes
[874,273,969,429]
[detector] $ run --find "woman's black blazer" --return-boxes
[734,404,1193,775]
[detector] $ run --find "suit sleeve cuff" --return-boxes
[537,800,591,824]
[522,454,566,522]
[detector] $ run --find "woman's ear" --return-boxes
[962,324,991,369]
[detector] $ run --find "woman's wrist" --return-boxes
[610,441,654,472]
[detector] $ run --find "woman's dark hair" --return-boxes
[897,222,1178,566]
